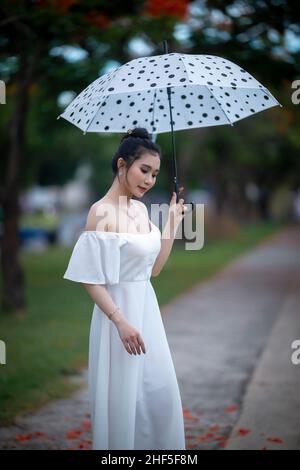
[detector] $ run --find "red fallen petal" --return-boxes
[66,429,83,439]
[76,440,91,449]
[15,433,33,442]
[197,434,215,443]
[183,408,198,420]
[219,440,228,448]
[267,437,283,444]
[186,443,198,449]
[238,428,251,436]
[215,436,227,441]
[185,416,198,422]
[209,425,220,432]
[224,405,238,413]
[81,419,91,432]
[34,431,47,437]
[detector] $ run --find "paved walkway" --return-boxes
[0,224,299,450]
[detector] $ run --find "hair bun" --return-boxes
[122,127,151,142]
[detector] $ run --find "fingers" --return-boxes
[137,334,146,354]
[123,333,146,356]
[123,341,133,356]
[128,339,138,355]
[172,187,184,198]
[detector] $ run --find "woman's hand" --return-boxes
[114,317,146,356]
[168,186,188,231]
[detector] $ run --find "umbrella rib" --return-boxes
[261,87,283,107]
[83,66,124,134]
[178,54,234,127]
[204,85,234,126]
[82,99,107,134]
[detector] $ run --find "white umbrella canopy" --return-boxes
[58,52,282,135]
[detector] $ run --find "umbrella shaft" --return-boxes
[166,86,179,201]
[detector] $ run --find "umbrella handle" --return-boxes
[174,184,195,215]
[183,201,195,215]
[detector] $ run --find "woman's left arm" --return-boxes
[152,189,187,277]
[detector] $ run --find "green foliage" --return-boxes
[1,0,300,209]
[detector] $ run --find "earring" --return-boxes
[119,169,123,176]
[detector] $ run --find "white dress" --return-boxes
[63,220,186,450]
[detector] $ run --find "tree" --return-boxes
[0,0,191,313]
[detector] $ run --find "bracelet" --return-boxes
[108,306,120,321]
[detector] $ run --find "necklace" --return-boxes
[106,197,141,231]
[127,200,139,221]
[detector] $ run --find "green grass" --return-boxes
[0,220,283,425]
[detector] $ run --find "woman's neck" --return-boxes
[106,178,133,208]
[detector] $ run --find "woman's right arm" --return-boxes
[83,283,146,356]
[82,203,146,356]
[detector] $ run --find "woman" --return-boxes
[63,127,188,450]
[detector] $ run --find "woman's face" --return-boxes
[124,152,161,197]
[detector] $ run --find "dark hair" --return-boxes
[111,127,162,180]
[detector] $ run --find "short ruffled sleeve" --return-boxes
[63,232,123,285]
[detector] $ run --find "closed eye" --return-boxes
[141,169,159,177]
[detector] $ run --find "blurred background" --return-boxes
[0,0,300,448]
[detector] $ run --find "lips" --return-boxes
[138,186,147,192]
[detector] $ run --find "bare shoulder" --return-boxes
[84,198,114,232]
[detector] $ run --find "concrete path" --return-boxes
[0,224,299,450]
[163,224,300,450]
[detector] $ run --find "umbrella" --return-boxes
[58,40,282,212]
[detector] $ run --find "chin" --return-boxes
[135,186,149,197]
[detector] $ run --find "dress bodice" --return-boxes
[63,221,161,285]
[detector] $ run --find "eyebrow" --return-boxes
[141,164,160,172]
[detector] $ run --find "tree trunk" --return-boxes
[1,47,39,314]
